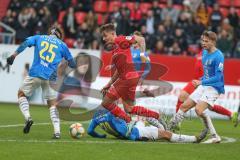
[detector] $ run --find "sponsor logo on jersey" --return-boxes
[40,60,49,67]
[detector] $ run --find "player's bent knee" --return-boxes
[195,107,203,116]
[180,99,195,112]
[18,90,26,98]
[180,104,189,112]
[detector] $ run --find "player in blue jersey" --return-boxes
[131,31,151,84]
[6,26,76,139]
[169,31,224,143]
[88,108,207,143]
[129,31,166,128]
[130,31,153,97]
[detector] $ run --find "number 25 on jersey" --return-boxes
[39,41,57,63]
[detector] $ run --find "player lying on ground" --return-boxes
[169,31,225,143]
[6,26,76,139]
[87,109,208,143]
[175,50,238,125]
[99,23,162,126]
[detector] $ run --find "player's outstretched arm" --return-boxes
[7,41,30,65]
[7,36,38,65]
[87,119,107,138]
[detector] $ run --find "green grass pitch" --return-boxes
[0,103,239,160]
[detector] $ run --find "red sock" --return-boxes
[103,103,131,123]
[176,99,183,113]
[130,106,159,119]
[212,105,232,118]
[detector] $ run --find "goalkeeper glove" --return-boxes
[6,55,16,65]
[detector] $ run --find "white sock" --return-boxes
[49,106,60,134]
[18,97,30,120]
[202,112,217,137]
[170,133,197,143]
[169,109,185,128]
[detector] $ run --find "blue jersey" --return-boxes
[16,35,75,80]
[201,49,225,94]
[87,109,140,140]
[130,47,151,80]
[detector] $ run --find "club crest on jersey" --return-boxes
[125,36,133,40]
[218,62,224,71]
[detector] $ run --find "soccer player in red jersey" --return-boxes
[175,50,238,122]
[99,23,160,123]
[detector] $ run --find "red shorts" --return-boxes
[106,77,139,102]
[183,81,196,95]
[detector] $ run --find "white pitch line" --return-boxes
[221,136,237,143]
[0,121,89,128]
[0,123,49,128]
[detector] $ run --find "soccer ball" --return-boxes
[69,123,85,139]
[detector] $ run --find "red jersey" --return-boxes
[194,51,204,79]
[112,35,139,79]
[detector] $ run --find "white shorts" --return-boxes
[189,85,219,107]
[20,76,57,100]
[135,121,158,140]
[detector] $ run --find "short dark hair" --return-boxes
[99,23,116,34]
[202,30,217,42]
[48,25,64,40]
